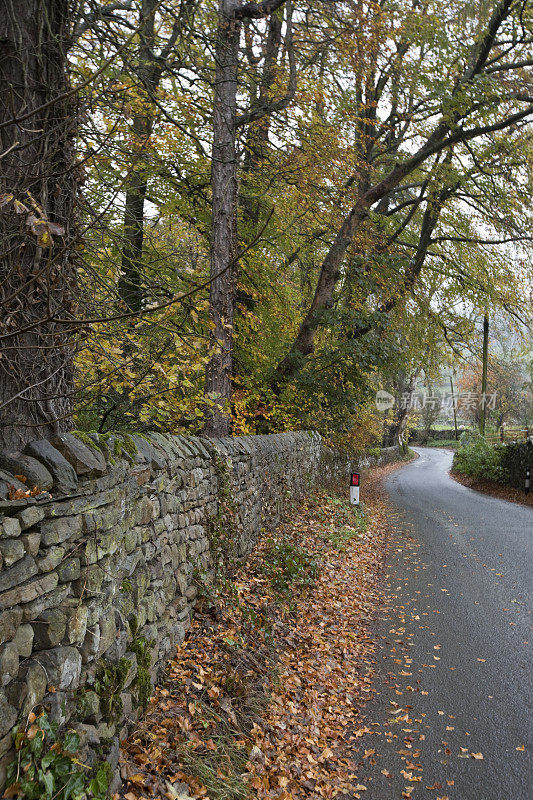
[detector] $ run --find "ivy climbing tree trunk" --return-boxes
[0,0,77,451]
[203,1,241,437]
[203,0,288,437]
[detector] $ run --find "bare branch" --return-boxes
[73,1,134,40]
[236,2,296,127]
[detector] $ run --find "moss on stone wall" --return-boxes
[129,635,153,710]
[94,658,130,720]
[205,450,240,580]
[71,430,103,453]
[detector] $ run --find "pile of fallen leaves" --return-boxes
[8,474,45,499]
[119,465,400,800]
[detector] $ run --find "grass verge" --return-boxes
[424,438,459,449]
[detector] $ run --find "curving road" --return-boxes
[355,447,532,799]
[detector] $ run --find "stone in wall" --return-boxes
[0,429,327,788]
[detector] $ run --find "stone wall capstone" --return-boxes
[0,430,328,787]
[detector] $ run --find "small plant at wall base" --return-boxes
[6,711,111,800]
[260,539,319,594]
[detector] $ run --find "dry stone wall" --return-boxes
[320,444,402,487]
[0,430,325,787]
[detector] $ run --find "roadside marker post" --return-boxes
[526,466,530,495]
[350,472,360,506]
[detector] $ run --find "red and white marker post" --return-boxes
[350,472,360,505]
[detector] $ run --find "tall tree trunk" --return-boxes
[203,0,288,435]
[203,1,240,437]
[383,370,419,449]
[241,10,282,224]
[117,0,157,313]
[116,0,192,311]
[0,0,77,451]
[118,143,150,313]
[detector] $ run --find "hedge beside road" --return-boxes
[452,431,532,491]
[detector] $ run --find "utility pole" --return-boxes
[450,373,458,440]
[479,313,489,436]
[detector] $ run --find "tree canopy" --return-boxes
[1,0,532,449]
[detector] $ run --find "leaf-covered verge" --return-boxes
[450,471,533,509]
[119,460,411,800]
[451,432,533,505]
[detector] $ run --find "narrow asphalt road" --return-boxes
[355,447,532,800]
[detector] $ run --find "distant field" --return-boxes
[424,439,459,449]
